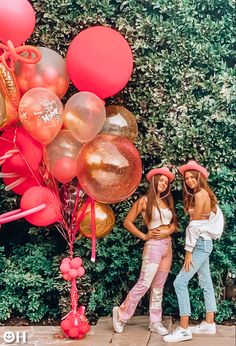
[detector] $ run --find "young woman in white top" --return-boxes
[112,167,178,336]
[163,160,218,343]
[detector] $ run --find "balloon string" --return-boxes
[90,198,96,262]
[71,182,81,230]
[0,40,41,71]
[74,197,90,239]
[0,203,46,224]
[0,149,19,165]
[0,172,21,178]
[70,278,78,313]
[5,176,27,191]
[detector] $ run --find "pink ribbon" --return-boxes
[0,40,41,71]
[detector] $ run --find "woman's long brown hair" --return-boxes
[145,175,177,226]
[183,170,217,212]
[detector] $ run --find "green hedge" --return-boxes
[0,0,235,323]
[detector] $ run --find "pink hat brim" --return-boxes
[179,162,209,179]
[146,168,175,183]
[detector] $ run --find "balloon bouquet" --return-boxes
[0,0,142,340]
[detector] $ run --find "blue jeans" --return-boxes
[174,237,217,316]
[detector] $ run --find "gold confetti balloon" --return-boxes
[77,133,142,203]
[102,105,138,142]
[78,202,115,239]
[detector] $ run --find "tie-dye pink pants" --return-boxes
[118,237,172,325]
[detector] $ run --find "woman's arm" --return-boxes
[183,190,208,271]
[123,197,149,241]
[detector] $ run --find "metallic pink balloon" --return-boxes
[77,133,142,203]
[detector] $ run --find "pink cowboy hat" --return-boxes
[146,167,175,183]
[178,160,209,179]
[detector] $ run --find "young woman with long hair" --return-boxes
[164,160,220,343]
[112,167,178,336]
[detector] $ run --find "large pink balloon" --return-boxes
[15,47,70,98]
[64,92,106,143]
[77,134,142,203]
[66,26,133,99]
[19,88,64,145]
[0,0,35,46]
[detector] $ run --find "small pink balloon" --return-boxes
[69,269,78,279]
[62,274,70,281]
[20,186,61,226]
[70,257,83,269]
[62,257,71,264]
[60,262,70,273]
[51,157,77,184]
[77,267,85,277]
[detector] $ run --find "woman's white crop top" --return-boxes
[142,196,173,229]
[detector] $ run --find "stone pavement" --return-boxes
[0,316,234,346]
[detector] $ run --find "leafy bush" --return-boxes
[0,0,235,323]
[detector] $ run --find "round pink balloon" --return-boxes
[20,186,61,226]
[66,26,133,99]
[77,134,142,203]
[0,0,35,46]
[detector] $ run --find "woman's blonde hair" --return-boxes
[145,174,177,226]
[183,170,217,212]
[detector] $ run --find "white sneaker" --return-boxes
[163,327,192,343]
[112,306,125,333]
[149,322,168,335]
[190,321,216,334]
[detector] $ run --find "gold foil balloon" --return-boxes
[18,87,63,145]
[14,47,70,99]
[0,91,6,127]
[0,63,20,109]
[0,63,20,130]
[0,92,19,130]
[78,202,115,239]
[102,105,138,142]
[77,133,142,203]
[64,91,106,143]
[45,130,83,183]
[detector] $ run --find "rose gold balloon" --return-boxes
[45,130,83,183]
[78,202,115,239]
[64,92,106,143]
[15,47,70,99]
[18,87,63,144]
[77,133,142,203]
[102,105,138,142]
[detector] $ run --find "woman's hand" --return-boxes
[149,225,170,240]
[183,251,193,272]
